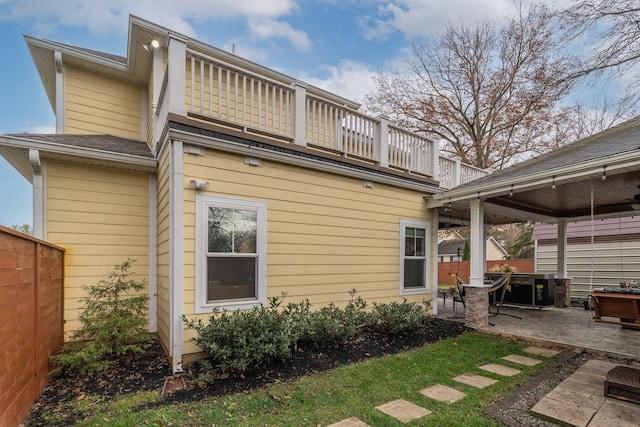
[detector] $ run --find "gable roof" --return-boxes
[8,134,154,158]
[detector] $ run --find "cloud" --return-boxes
[300,60,378,103]
[248,17,312,52]
[28,125,56,134]
[2,0,298,38]
[360,0,517,39]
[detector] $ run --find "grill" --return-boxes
[485,273,555,308]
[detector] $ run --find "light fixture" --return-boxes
[632,184,640,210]
[509,184,514,197]
[143,39,160,51]
[189,179,209,190]
[551,176,556,189]
[602,166,607,181]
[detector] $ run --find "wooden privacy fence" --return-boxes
[0,226,64,427]
[438,259,535,285]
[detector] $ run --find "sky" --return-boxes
[0,0,570,228]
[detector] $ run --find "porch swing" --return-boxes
[587,180,640,329]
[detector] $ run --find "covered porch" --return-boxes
[429,116,640,329]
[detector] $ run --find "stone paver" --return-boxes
[419,384,466,403]
[588,398,640,427]
[327,417,371,427]
[531,396,594,427]
[545,379,604,412]
[452,373,498,389]
[502,354,541,366]
[375,399,431,423]
[523,346,560,358]
[579,359,617,378]
[479,363,521,377]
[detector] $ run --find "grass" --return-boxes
[42,332,553,426]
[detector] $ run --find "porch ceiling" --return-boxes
[432,116,640,227]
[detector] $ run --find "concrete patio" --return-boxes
[435,296,640,358]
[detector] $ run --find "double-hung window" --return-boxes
[400,219,430,294]
[195,194,267,313]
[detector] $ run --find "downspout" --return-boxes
[29,149,45,239]
[169,140,184,373]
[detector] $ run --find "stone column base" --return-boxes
[554,279,571,308]
[464,286,489,328]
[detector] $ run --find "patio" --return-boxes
[435,297,640,358]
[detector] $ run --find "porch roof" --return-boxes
[431,116,640,225]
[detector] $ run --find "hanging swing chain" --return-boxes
[589,180,594,292]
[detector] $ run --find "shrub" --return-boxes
[51,259,150,375]
[367,299,431,335]
[183,299,297,373]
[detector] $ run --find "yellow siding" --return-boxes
[180,149,434,354]
[65,66,143,140]
[46,162,150,338]
[155,147,171,353]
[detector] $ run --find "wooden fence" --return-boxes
[438,259,535,286]
[0,226,64,427]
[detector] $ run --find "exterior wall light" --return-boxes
[143,39,160,51]
[189,179,209,190]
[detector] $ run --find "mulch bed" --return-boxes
[23,318,472,426]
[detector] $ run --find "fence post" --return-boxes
[452,158,461,188]
[431,140,440,180]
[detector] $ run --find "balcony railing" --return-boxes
[154,41,488,189]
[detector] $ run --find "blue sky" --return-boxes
[0,0,573,228]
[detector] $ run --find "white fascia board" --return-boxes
[168,128,441,193]
[436,151,640,203]
[0,135,157,169]
[24,36,128,72]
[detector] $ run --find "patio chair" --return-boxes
[449,273,466,317]
[488,273,521,320]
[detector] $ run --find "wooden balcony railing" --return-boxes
[152,39,488,188]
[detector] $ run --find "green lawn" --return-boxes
[41,332,554,426]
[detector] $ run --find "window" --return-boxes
[400,219,430,294]
[195,195,267,313]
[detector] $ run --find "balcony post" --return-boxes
[167,32,187,117]
[452,158,461,188]
[375,115,389,168]
[292,81,307,147]
[431,139,440,180]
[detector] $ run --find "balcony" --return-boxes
[153,42,487,190]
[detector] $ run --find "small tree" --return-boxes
[52,259,150,375]
[462,241,471,261]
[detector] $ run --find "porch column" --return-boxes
[555,219,570,307]
[375,115,389,168]
[469,198,485,286]
[464,285,489,328]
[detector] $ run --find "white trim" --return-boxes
[399,219,431,296]
[431,211,439,315]
[148,174,158,333]
[168,128,441,193]
[0,135,157,169]
[169,140,184,373]
[194,194,268,313]
[141,86,148,143]
[54,51,65,134]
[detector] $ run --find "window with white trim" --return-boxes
[195,194,267,313]
[400,219,430,294]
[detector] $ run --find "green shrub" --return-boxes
[368,299,431,334]
[51,259,150,375]
[183,299,297,373]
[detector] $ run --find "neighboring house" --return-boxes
[0,16,487,372]
[437,237,507,262]
[533,217,640,298]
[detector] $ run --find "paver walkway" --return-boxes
[327,346,557,426]
[531,359,640,427]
